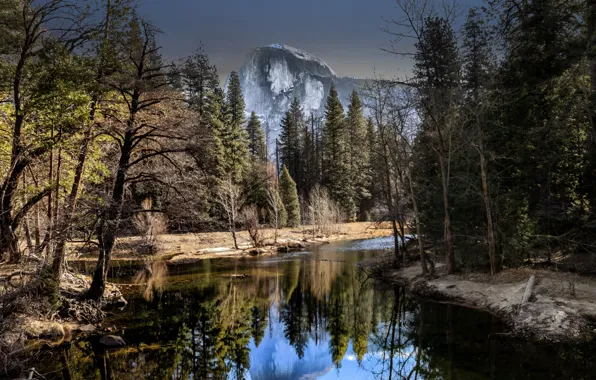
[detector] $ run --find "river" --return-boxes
[15,237,596,379]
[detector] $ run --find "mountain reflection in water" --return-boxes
[16,238,596,380]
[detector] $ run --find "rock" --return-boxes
[25,320,64,340]
[78,324,96,333]
[247,248,266,256]
[288,241,306,249]
[234,44,367,154]
[114,296,128,308]
[99,335,126,347]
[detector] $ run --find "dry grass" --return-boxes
[66,222,393,263]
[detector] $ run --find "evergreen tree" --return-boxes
[279,98,305,192]
[322,83,355,220]
[279,165,301,227]
[462,8,493,100]
[226,71,246,126]
[346,90,371,220]
[203,88,228,178]
[183,44,219,117]
[413,16,461,273]
[459,6,499,272]
[223,71,250,180]
[246,111,266,161]
[301,120,315,195]
[250,305,268,347]
[361,117,378,219]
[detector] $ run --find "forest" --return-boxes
[1,0,596,369]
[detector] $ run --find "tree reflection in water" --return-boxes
[14,239,596,379]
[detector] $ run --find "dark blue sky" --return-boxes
[138,0,478,82]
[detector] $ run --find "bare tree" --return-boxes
[87,19,189,300]
[217,177,243,250]
[361,78,404,266]
[241,205,263,248]
[266,186,285,244]
[383,0,462,274]
[307,185,343,237]
[133,198,167,254]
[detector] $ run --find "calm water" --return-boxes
[11,238,596,379]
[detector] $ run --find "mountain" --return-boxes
[231,44,367,154]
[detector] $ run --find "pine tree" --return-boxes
[224,71,250,180]
[204,88,228,178]
[461,7,499,273]
[413,16,461,274]
[462,8,493,101]
[183,44,219,117]
[279,98,305,192]
[346,90,370,220]
[279,165,301,227]
[301,121,315,195]
[226,71,246,126]
[322,83,355,220]
[361,117,378,218]
[246,111,266,161]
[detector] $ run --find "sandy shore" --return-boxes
[372,261,596,343]
[67,222,393,266]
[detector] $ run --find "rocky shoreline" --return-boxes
[373,262,596,343]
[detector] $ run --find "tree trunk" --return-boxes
[479,147,497,275]
[23,172,34,254]
[391,219,400,265]
[438,143,455,274]
[0,219,19,263]
[380,133,401,265]
[1,171,22,263]
[588,0,596,143]
[45,127,54,259]
[231,226,239,250]
[50,121,94,287]
[51,0,112,291]
[587,0,596,210]
[407,168,430,275]
[87,133,132,301]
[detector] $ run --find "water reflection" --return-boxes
[18,239,596,379]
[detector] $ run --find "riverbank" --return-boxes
[68,222,393,267]
[370,260,596,343]
[0,222,392,362]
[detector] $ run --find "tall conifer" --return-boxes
[247,111,266,161]
[346,90,370,219]
[279,165,301,227]
[322,83,355,220]
[224,71,249,180]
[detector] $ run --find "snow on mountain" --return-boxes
[268,43,337,76]
[232,44,367,155]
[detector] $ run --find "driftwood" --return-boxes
[521,275,536,305]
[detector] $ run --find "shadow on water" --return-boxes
[8,238,596,379]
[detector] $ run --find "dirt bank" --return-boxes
[0,270,126,370]
[68,222,393,266]
[376,262,596,343]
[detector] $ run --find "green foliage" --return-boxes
[279,98,305,193]
[182,44,219,117]
[223,71,250,181]
[279,165,301,227]
[322,83,355,221]
[346,90,371,220]
[247,111,267,161]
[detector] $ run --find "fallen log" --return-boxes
[521,275,536,305]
